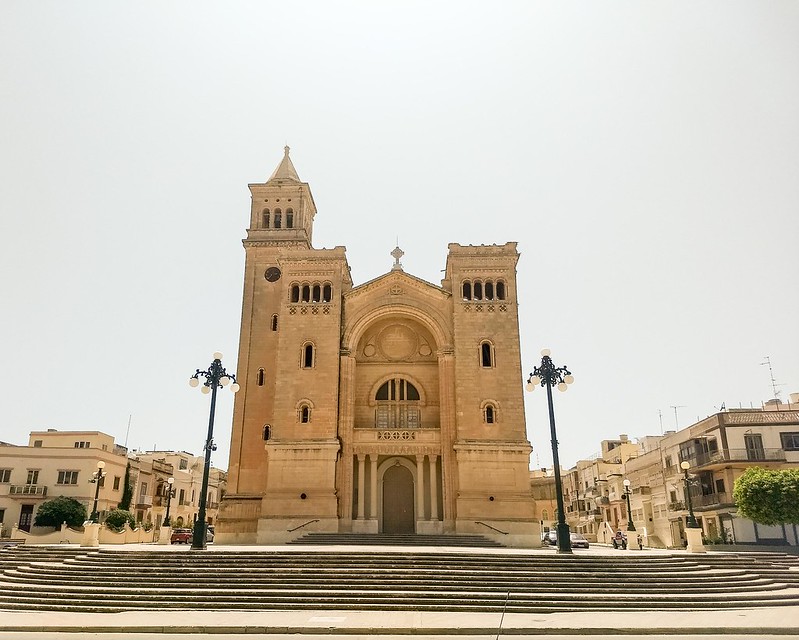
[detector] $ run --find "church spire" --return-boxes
[268,145,301,182]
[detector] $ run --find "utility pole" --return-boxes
[760,356,783,400]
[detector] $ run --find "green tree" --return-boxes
[733,466,799,525]
[118,462,133,511]
[104,508,136,531]
[33,496,87,528]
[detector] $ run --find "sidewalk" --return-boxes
[1,606,798,635]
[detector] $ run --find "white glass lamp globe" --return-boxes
[189,378,199,388]
[230,383,240,393]
[201,385,211,395]
[97,461,105,470]
[220,376,230,387]
[623,479,630,488]
[564,374,574,385]
[167,477,174,486]
[213,352,223,361]
[680,461,690,471]
[525,382,535,392]
[557,382,568,392]
[540,348,551,357]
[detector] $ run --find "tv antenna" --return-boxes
[658,409,664,435]
[760,356,783,400]
[669,405,686,430]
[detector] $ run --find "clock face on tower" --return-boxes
[264,267,281,282]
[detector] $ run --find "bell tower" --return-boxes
[246,145,316,247]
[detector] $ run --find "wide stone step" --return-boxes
[288,533,505,547]
[2,547,798,613]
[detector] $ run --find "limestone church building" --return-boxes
[217,148,538,546]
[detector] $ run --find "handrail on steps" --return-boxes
[475,521,508,535]
[287,519,320,533]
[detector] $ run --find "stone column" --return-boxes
[369,453,379,520]
[429,454,438,520]
[438,351,458,528]
[416,455,426,522]
[356,454,366,520]
[337,354,356,524]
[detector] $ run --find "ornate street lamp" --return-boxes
[680,461,699,529]
[623,478,636,532]
[89,461,106,523]
[163,477,175,527]
[188,352,239,550]
[526,349,574,554]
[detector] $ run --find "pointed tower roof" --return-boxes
[268,145,301,182]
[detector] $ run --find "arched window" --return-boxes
[273,208,282,229]
[300,405,311,423]
[291,285,300,303]
[262,209,270,228]
[257,368,265,386]
[542,509,549,522]
[462,281,472,300]
[302,343,315,369]
[480,341,494,368]
[322,284,332,302]
[474,281,483,300]
[496,281,506,300]
[485,281,494,301]
[286,208,294,228]
[312,284,321,302]
[484,404,495,424]
[375,378,421,429]
[262,424,271,441]
[301,285,310,302]
[271,315,278,331]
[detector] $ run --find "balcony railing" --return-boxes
[692,491,732,508]
[135,495,153,507]
[685,448,786,468]
[668,500,685,511]
[9,484,48,497]
[596,496,610,506]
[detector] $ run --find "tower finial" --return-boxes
[284,145,290,157]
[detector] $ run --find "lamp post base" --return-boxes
[158,525,171,545]
[685,527,706,553]
[81,522,100,548]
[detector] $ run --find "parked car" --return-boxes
[570,532,590,549]
[206,525,215,543]
[542,530,557,546]
[612,530,627,549]
[170,528,193,544]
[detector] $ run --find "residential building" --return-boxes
[0,430,130,534]
[0,431,227,536]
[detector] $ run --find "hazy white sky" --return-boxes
[1,2,797,471]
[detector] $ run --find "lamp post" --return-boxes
[189,352,239,550]
[163,477,175,527]
[526,349,574,554]
[89,461,106,523]
[622,479,636,532]
[680,461,699,528]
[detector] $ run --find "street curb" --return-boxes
[0,627,798,635]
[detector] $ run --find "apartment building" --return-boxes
[613,396,799,548]
[0,430,227,536]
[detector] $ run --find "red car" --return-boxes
[170,528,193,544]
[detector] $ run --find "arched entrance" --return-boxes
[382,463,415,534]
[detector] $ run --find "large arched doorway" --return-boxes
[382,463,415,534]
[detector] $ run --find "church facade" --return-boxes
[217,149,538,546]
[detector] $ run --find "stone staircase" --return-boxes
[288,532,505,547]
[1,545,799,613]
